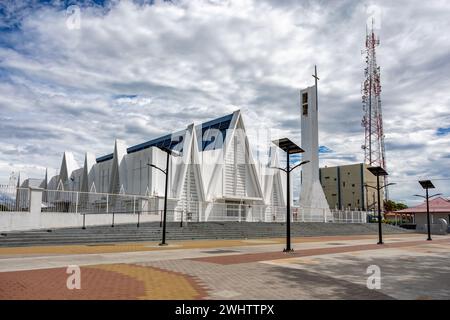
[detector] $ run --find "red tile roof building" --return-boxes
[395,197,450,235]
[396,197,450,214]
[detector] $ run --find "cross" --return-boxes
[312,65,320,82]
[312,65,319,111]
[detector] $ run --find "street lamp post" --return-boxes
[272,138,309,253]
[367,167,390,245]
[147,146,180,246]
[415,180,442,241]
[364,181,396,225]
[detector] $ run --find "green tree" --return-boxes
[384,200,408,212]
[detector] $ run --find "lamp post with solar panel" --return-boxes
[364,181,396,224]
[367,166,390,245]
[414,180,442,241]
[272,138,309,252]
[147,146,180,246]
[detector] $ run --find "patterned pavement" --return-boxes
[137,259,392,300]
[191,237,450,265]
[0,234,402,257]
[0,234,449,300]
[0,264,207,300]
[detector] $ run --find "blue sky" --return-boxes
[0,0,449,205]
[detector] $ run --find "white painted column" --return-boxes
[29,187,43,215]
[75,192,79,214]
[29,187,43,229]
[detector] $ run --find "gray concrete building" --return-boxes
[319,163,382,211]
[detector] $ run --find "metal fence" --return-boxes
[0,185,30,212]
[331,210,368,223]
[177,202,367,223]
[198,202,269,222]
[42,189,165,216]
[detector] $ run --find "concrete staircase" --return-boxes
[0,222,411,247]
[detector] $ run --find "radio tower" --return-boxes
[361,20,388,199]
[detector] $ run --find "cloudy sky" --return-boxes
[0,0,449,205]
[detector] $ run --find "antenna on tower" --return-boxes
[362,21,388,199]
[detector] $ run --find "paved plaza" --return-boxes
[0,233,449,300]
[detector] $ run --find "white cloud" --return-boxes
[0,0,449,204]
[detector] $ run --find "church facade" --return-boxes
[39,110,291,222]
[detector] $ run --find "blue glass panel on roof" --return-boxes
[200,114,233,128]
[198,113,233,151]
[126,134,184,155]
[219,121,229,129]
[96,153,113,163]
[95,113,233,162]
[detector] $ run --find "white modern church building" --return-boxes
[38,110,297,222]
[20,84,337,223]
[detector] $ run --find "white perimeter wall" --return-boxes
[0,188,160,232]
[0,211,160,232]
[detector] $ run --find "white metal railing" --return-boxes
[42,189,163,216]
[0,185,29,212]
[198,202,269,222]
[292,207,333,222]
[42,190,367,223]
[331,209,368,223]
[1,185,369,223]
[172,202,367,224]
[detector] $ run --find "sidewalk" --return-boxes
[0,233,449,300]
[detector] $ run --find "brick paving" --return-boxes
[263,245,450,300]
[0,264,207,300]
[0,266,144,299]
[0,234,448,300]
[190,237,450,265]
[137,259,392,300]
[90,264,207,300]
[0,234,416,257]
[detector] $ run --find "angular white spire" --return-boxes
[173,123,205,201]
[16,172,21,188]
[81,152,96,192]
[204,110,264,201]
[263,146,286,206]
[43,168,48,189]
[59,151,79,183]
[109,139,127,194]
